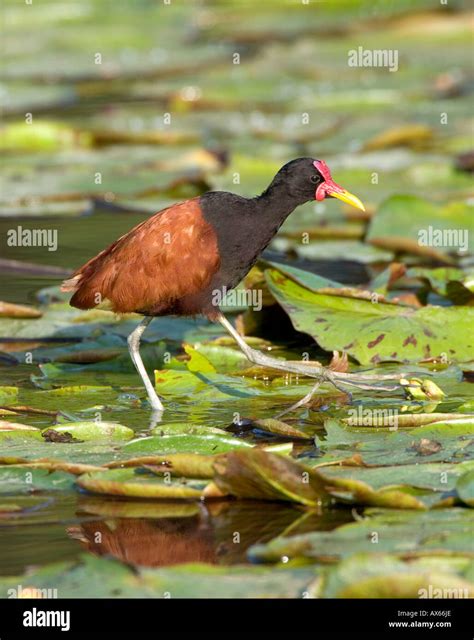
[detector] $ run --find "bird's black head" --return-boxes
[265,157,365,211]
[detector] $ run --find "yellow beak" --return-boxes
[327,187,366,212]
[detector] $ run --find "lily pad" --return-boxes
[252,418,311,440]
[106,453,218,479]
[313,462,471,509]
[0,387,19,404]
[124,434,254,456]
[407,266,474,304]
[0,466,75,494]
[266,268,474,364]
[77,468,207,499]
[0,553,318,598]
[213,449,329,506]
[367,196,472,260]
[316,419,474,466]
[249,509,474,563]
[321,553,474,598]
[150,423,229,437]
[42,421,134,442]
[456,470,474,507]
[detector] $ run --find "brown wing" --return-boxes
[62,198,220,314]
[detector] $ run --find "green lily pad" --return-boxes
[43,421,134,442]
[341,412,469,429]
[107,452,218,479]
[77,468,207,499]
[183,344,217,374]
[0,437,128,468]
[124,434,253,456]
[314,419,474,466]
[0,553,318,598]
[0,466,75,494]
[271,238,394,265]
[0,387,19,404]
[213,449,329,506]
[264,261,341,290]
[407,267,474,304]
[252,418,311,440]
[367,196,472,260]
[313,466,429,510]
[266,268,474,364]
[249,509,474,563]
[40,385,114,396]
[314,462,473,509]
[0,424,43,442]
[456,470,474,507]
[150,423,229,437]
[154,367,262,400]
[321,553,474,598]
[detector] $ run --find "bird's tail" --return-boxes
[61,275,81,293]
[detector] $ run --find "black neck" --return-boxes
[252,180,302,223]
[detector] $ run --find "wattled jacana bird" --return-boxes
[62,157,395,414]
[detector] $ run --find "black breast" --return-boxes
[199,191,286,291]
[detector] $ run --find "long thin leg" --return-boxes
[127,317,164,412]
[217,312,399,392]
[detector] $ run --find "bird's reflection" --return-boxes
[69,498,352,567]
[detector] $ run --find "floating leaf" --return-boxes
[0,421,40,432]
[40,385,114,396]
[314,466,427,510]
[341,412,468,428]
[0,504,23,514]
[252,418,311,440]
[0,553,317,598]
[77,468,207,499]
[0,427,43,443]
[0,387,19,404]
[124,434,253,456]
[213,449,329,506]
[249,509,474,563]
[42,422,134,442]
[0,121,92,152]
[0,301,42,318]
[459,400,474,413]
[183,344,216,373]
[400,378,445,401]
[0,466,75,494]
[456,470,474,507]
[313,419,474,466]
[314,461,472,509]
[1,460,103,475]
[150,423,229,437]
[154,367,262,400]
[407,266,474,304]
[266,268,474,364]
[367,196,472,260]
[363,124,433,151]
[322,553,474,598]
[106,453,217,479]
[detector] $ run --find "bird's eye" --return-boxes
[310,174,319,184]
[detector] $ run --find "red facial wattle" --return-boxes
[313,159,344,200]
[312,159,365,211]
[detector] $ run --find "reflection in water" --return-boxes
[72,517,217,566]
[71,497,353,567]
